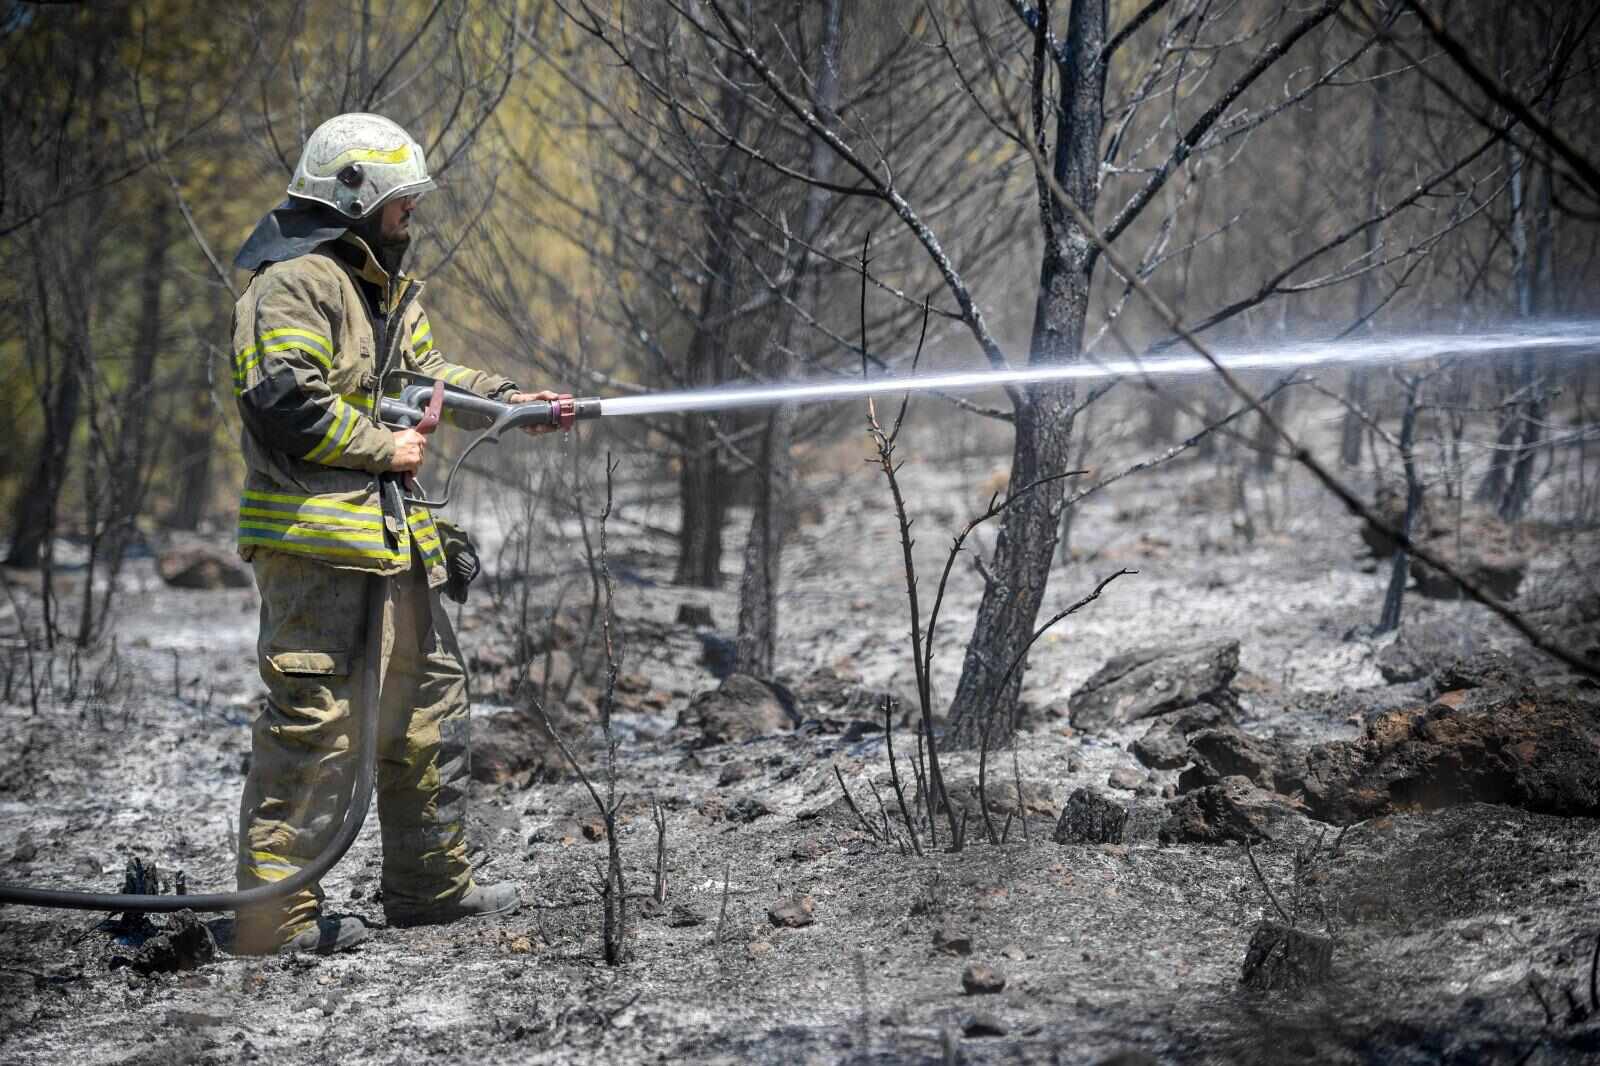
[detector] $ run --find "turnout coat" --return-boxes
[230,232,516,587]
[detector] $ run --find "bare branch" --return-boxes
[1397,0,1600,202]
[1101,0,1346,250]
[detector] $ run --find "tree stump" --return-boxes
[1053,787,1128,844]
[1240,921,1332,992]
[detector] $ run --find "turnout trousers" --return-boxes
[234,548,473,953]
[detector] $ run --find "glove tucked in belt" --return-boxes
[434,518,480,604]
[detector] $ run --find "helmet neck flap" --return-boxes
[233,197,352,272]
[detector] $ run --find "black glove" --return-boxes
[435,518,480,604]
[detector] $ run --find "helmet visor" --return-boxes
[375,176,436,213]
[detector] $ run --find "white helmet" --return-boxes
[288,113,434,220]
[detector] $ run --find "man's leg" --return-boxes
[235,551,372,954]
[375,562,476,915]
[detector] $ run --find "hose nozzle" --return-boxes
[538,394,602,429]
[376,379,603,509]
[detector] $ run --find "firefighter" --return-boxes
[229,113,548,954]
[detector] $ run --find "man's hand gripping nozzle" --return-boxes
[377,376,602,510]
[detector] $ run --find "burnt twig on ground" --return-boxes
[1290,827,1333,930]
[595,454,626,965]
[651,796,668,906]
[868,781,897,848]
[863,294,962,849]
[1012,744,1030,844]
[1590,930,1599,1013]
[833,764,884,843]
[1243,839,1291,925]
[883,696,923,857]
[854,949,872,1056]
[714,860,731,949]
[533,453,628,966]
[1528,974,1558,1026]
[865,776,902,854]
[913,722,934,850]
[977,709,999,844]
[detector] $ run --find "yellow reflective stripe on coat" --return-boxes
[233,328,336,395]
[407,511,446,568]
[242,488,385,517]
[237,487,405,563]
[238,507,380,531]
[408,509,444,545]
[440,365,474,386]
[260,338,333,372]
[238,535,405,563]
[260,327,333,355]
[241,524,406,560]
[342,389,402,416]
[238,521,392,548]
[233,345,261,396]
[411,321,432,352]
[303,399,360,464]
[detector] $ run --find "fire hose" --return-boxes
[0,576,385,913]
[0,376,594,913]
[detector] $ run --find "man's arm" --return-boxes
[406,308,559,434]
[234,266,406,473]
[407,310,520,400]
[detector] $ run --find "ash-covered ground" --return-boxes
[3,419,1599,1065]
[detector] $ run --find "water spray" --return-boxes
[383,321,1600,507]
[595,322,1600,418]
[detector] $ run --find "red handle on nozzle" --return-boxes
[553,393,575,430]
[416,380,445,434]
[402,381,447,498]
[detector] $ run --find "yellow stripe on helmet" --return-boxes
[326,143,412,169]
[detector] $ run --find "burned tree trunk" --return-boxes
[6,23,116,571]
[1479,10,1555,522]
[167,354,219,532]
[946,0,1106,749]
[166,301,229,532]
[1480,138,1531,511]
[1500,147,1553,522]
[8,321,83,570]
[674,404,730,587]
[1378,373,1422,633]
[1145,176,1204,448]
[93,206,170,630]
[734,399,796,674]
[673,70,750,590]
[674,242,734,588]
[8,383,77,569]
[1501,353,1547,522]
[734,0,843,676]
[1341,37,1389,468]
